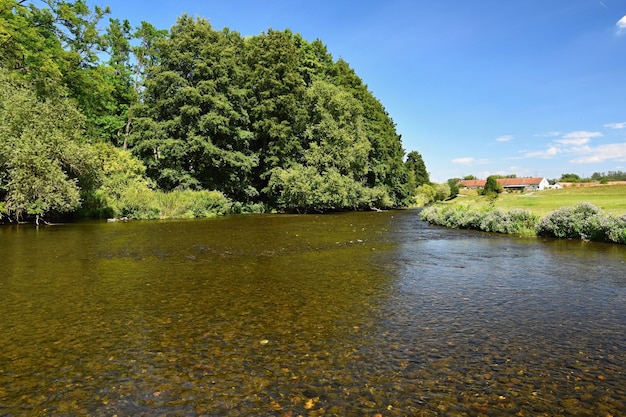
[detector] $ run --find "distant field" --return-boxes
[451,184,626,215]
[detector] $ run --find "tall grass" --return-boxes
[421,202,626,244]
[112,189,233,220]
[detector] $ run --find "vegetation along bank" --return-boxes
[1,1,434,223]
[421,184,626,244]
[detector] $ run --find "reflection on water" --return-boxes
[0,211,624,416]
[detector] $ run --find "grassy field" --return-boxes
[451,184,626,216]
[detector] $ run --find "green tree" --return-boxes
[560,173,582,182]
[133,16,257,200]
[405,150,430,190]
[446,178,460,198]
[331,59,410,206]
[246,28,308,194]
[434,183,451,201]
[482,175,503,196]
[0,70,96,223]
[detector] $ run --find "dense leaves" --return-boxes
[0,69,95,222]
[1,1,419,220]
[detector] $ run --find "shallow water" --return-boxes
[0,210,624,416]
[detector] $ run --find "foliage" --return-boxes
[420,204,539,235]
[0,69,97,222]
[535,203,626,244]
[405,150,429,193]
[559,173,582,182]
[446,178,460,198]
[132,16,411,211]
[1,2,418,216]
[434,183,451,202]
[422,200,626,244]
[411,184,435,207]
[480,175,503,196]
[591,170,626,182]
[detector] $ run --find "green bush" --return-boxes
[536,203,626,243]
[421,202,626,244]
[420,204,539,236]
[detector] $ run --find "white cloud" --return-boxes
[604,122,626,129]
[555,137,590,146]
[562,131,602,140]
[569,142,626,163]
[496,135,513,142]
[524,146,561,158]
[617,15,626,35]
[534,131,561,138]
[452,157,475,164]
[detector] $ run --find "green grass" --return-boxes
[452,184,626,216]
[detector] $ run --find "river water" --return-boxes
[0,210,624,416]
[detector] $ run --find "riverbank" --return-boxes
[421,201,626,244]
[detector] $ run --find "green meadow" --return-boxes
[452,184,626,216]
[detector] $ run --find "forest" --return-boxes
[0,0,430,223]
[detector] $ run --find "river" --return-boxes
[0,210,624,416]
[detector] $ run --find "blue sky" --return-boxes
[92,0,626,182]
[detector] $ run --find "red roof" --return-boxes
[457,179,486,187]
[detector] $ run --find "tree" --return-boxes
[405,151,430,189]
[482,175,503,196]
[446,178,460,198]
[434,183,451,201]
[0,69,97,223]
[132,16,258,200]
[560,173,582,182]
[246,28,308,191]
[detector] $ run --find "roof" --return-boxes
[457,179,486,187]
[497,177,545,186]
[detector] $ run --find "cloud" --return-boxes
[569,142,626,163]
[553,131,602,145]
[452,157,475,164]
[522,131,604,159]
[534,131,561,138]
[562,131,602,140]
[604,122,626,129]
[523,146,561,158]
[555,137,590,146]
[496,135,512,142]
[618,15,626,35]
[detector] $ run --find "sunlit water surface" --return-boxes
[1,210,624,416]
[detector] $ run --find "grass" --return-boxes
[452,184,626,216]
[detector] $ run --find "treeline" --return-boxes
[1,1,419,222]
[558,172,626,183]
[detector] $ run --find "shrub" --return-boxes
[421,204,539,236]
[536,203,626,243]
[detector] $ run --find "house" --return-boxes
[457,177,549,191]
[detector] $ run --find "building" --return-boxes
[457,177,549,191]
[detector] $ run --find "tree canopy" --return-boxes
[1,1,425,221]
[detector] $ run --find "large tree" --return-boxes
[405,150,430,190]
[132,16,258,200]
[0,69,97,223]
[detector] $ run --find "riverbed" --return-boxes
[1,210,624,416]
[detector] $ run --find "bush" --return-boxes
[536,203,626,243]
[421,202,625,244]
[420,204,539,236]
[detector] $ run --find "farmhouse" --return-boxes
[457,177,550,191]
